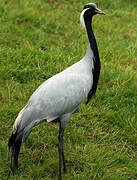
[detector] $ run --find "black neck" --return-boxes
[84,17,100,62]
[84,16,101,104]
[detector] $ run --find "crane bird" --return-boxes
[8,3,105,179]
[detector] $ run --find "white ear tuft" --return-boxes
[80,8,89,28]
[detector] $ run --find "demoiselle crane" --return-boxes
[8,3,105,179]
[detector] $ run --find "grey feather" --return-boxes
[8,3,104,178]
[13,45,94,136]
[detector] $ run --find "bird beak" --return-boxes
[95,8,105,15]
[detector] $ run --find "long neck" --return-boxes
[84,16,101,104]
[85,17,100,62]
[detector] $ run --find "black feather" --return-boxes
[84,12,101,105]
[8,132,22,178]
[86,57,100,105]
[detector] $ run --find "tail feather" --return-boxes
[8,132,22,178]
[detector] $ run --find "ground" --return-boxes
[0,0,137,179]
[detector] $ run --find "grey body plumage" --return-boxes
[8,3,105,180]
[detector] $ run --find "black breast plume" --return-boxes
[84,12,101,105]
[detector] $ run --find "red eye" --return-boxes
[90,7,92,10]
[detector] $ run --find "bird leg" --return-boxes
[62,143,66,173]
[58,122,66,180]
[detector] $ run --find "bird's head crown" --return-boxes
[80,3,105,28]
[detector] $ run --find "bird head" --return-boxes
[80,3,105,28]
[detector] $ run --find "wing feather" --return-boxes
[13,60,93,132]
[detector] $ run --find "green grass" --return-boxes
[0,0,137,179]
